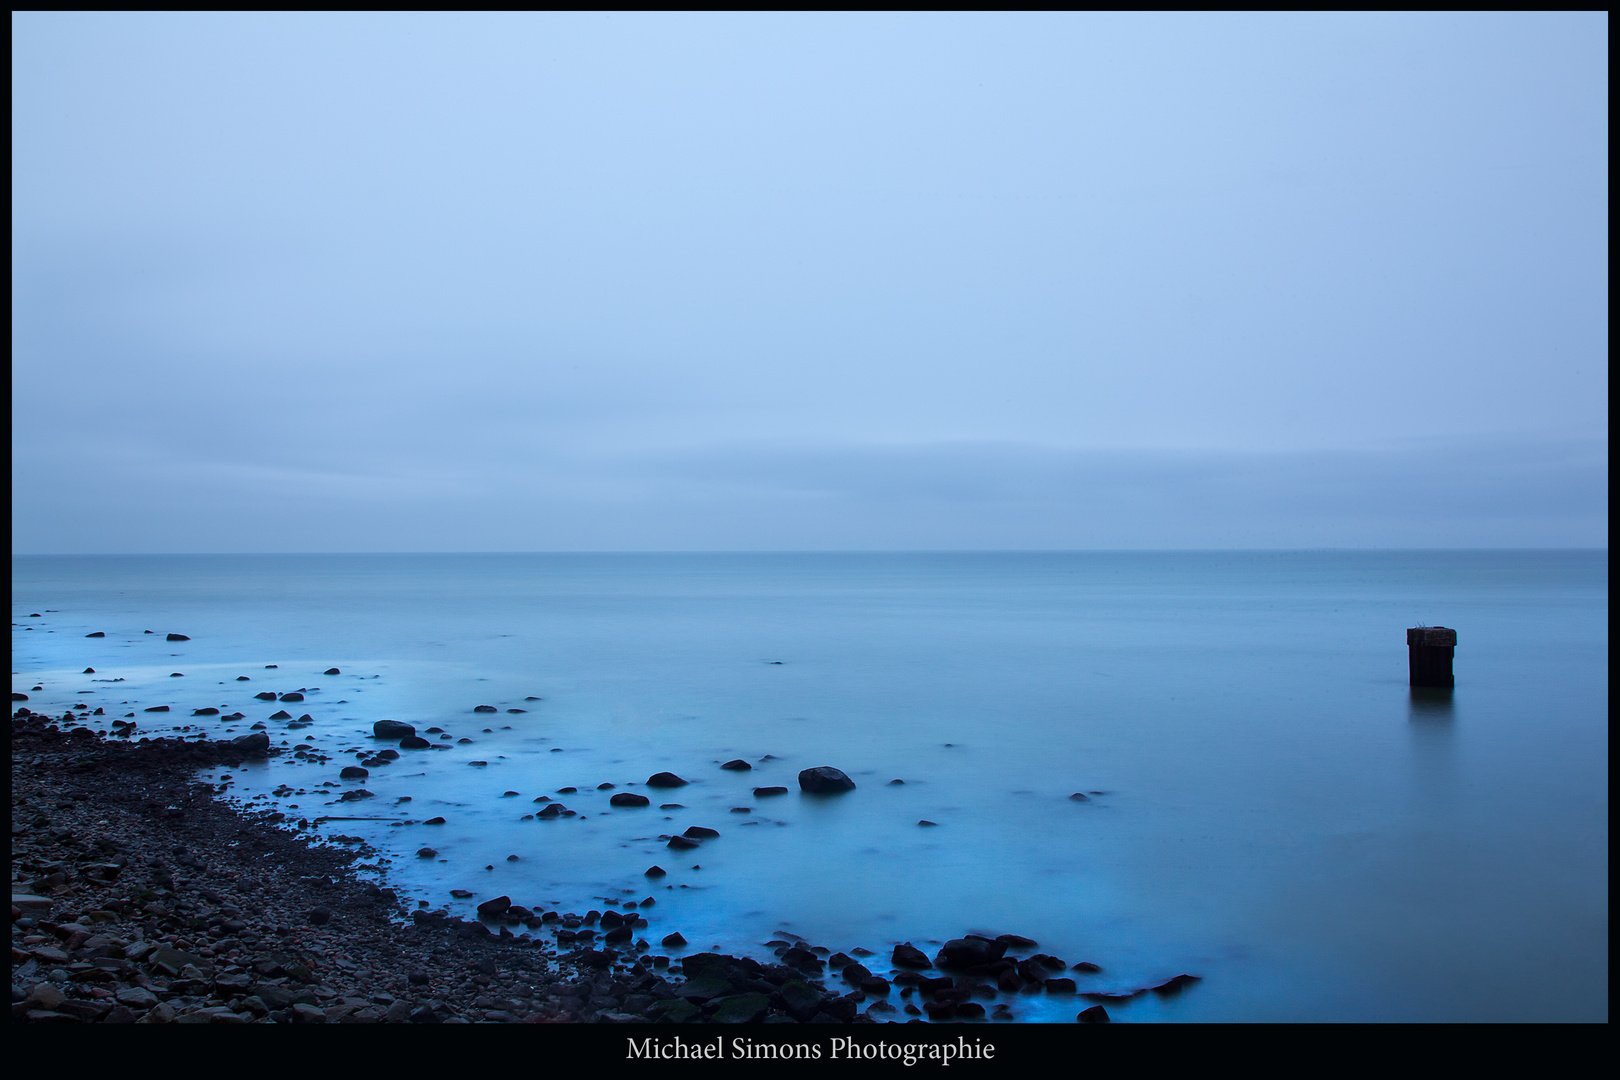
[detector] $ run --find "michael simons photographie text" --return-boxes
[627,1036,996,1066]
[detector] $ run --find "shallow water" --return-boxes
[10,551,1608,1021]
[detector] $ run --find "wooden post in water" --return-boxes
[1408,627,1457,688]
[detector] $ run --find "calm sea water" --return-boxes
[10,551,1608,1022]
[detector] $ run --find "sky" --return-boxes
[11,12,1608,552]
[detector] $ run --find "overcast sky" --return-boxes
[12,12,1607,552]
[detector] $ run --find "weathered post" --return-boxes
[1408,627,1456,688]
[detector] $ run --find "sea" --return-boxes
[9,550,1608,1022]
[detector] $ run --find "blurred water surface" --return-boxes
[11,550,1607,1021]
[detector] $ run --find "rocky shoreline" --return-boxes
[11,708,1140,1024]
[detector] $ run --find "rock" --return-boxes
[935,937,1007,970]
[1069,792,1091,801]
[374,720,415,739]
[255,692,278,701]
[11,693,28,700]
[1072,961,1102,973]
[753,786,789,797]
[712,992,771,1023]
[645,865,667,878]
[667,836,700,850]
[474,705,497,713]
[417,848,439,858]
[308,907,332,925]
[143,706,170,713]
[85,632,105,638]
[324,668,341,675]
[340,766,369,779]
[646,772,688,788]
[609,792,651,807]
[476,895,511,919]
[995,933,1038,950]
[892,943,932,969]
[83,667,96,674]
[918,820,938,827]
[798,766,856,793]
[279,692,304,702]
[399,736,431,749]
[682,826,720,839]
[720,759,752,771]
[166,633,190,641]
[1078,1004,1111,1023]
[1150,974,1202,996]
[232,732,271,753]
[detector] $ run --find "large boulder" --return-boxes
[798,766,856,794]
[374,720,415,739]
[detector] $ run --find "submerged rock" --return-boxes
[609,792,651,807]
[720,759,752,771]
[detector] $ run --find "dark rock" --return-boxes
[476,895,511,919]
[610,792,651,807]
[1072,961,1102,973]
[308,907,331,925]
[1044,978,1077,994]
[84,667,96,674]
[269,710,292,720]
[646,772,688,788]
[892,943,932,969]
[935,937,1007,970]
[645,866,667,878]
[324,668,341,675]
[339,766,369,779]
[720,759,752,771]
[85,632,105,638]
[682,826,720,839]
[918,820,938,827]
[662,932,686,947]
[374,720,415,739]
[232,732,271,753]
[400,736,431,749]
[995,933,1038,950]
[1069,792,1090,801]
[279,692,304,702]
[143,706,170,713]
[474,705,497,713]
[798,766,855,793]
[255,692,278,701]
[417,848,438,858]
[192,707,219,716]
[753,786,788,797]
[1150,974,1202,996]
[667,835,700,849]
[712,993,770,1023]
[166,633,190,641]
[1078,1004,1111,1023]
